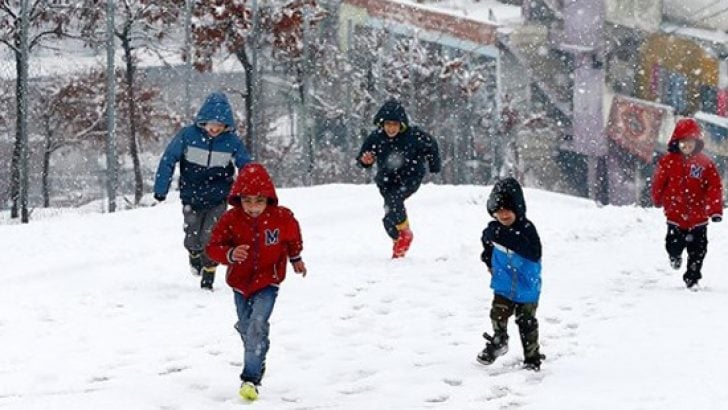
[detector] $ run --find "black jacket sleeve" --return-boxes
[356,132,379,169]
[480,224,496,268]
[418,131,441,173]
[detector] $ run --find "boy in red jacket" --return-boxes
[651,118,723,289]
[206,163,306,401]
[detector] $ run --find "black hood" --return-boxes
[373,98,410,128]
[487,177,527,218]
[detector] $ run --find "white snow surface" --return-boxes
[1,184,728,409]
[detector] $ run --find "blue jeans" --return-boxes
[234,286,278,385]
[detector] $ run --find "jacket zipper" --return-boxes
[252,218,260,276]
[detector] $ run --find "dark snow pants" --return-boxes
[378,181,421,239]
[182,202,227,269]
[490,294,541,361]
[665,223,708,283]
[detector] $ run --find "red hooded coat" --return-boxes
[206,163,303,296]
[651,118,723,230]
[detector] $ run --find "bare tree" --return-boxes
[191,0,325,152]
[34,67,177,207]
[0,0,85,218]
[80,0,184,204]
[35,71,107,207]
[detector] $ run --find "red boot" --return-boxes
[392,228,414,258]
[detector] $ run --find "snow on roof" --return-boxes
[695,111,728,128]
[663,0,728,32]
[661,23,728,46]
[392,0,522,25]
[0,47,243,81]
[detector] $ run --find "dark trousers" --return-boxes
[490,294,541,361]
[182,202,227,269]
[378,181,420,239]
[665,223,708,282]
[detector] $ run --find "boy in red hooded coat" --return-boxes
[651,118,723,289]
[206,163,306,401]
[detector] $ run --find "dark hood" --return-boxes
[487,177,527,219]
[372,98,410,128]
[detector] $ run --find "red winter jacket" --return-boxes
[206,163,303,297]
[651,121,723,230]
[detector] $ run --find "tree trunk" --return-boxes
[234,46,254,151]
[41,120,52,208]
[122,38,143,204]
[10,51,22,218]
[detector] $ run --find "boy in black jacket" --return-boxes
[478,177,544,370]
[356,99,441,258]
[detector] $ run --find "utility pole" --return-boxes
[19,0,29,222]
[301,5,314,186]
[105,0,118,213]
[250,0,261,160]
[183,0,192,119]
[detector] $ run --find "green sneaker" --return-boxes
[239,382,259,401]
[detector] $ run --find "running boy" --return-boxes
[651,117,723,289]
[154,91,251,289]
[206,163,306,401]
[356,98,441,258]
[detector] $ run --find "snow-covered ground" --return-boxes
[1,183,727,409]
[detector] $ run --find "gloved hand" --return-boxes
[154,193,166,202]
[711,215,722,223]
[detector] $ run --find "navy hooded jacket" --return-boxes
[481,177,542,303]
[154,92,251,210]
[356,99,441,188]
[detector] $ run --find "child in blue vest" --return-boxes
[154,91,251,289]
[477,177,543,371]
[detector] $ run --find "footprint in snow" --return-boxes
[425,394,449,403]
[158,365,188,376]
[338,384,374,395]
[443,378,462,386]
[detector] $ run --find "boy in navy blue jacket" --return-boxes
[154,91,251,290]
[477,177,543,370]
[356,99,441,258]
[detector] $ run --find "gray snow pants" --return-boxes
[182,202,227,269]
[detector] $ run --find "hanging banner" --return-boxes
[607,95,671,162]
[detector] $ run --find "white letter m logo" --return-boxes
[265,229,280,245]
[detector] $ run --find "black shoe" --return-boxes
[523,353,545,371]
[683,271,701,289]
[476,332,509,365]
[669,256,682,270]
[189,252,203,276]
[684,277,699,289]
[200,267,215,290]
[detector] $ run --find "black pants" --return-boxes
[490,294,540,361]
[665,223,708,282]
[378,181,420,239]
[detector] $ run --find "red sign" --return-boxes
[607,95,668,162]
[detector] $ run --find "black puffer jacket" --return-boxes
[481,177,541,265]
[357,99,441,188]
